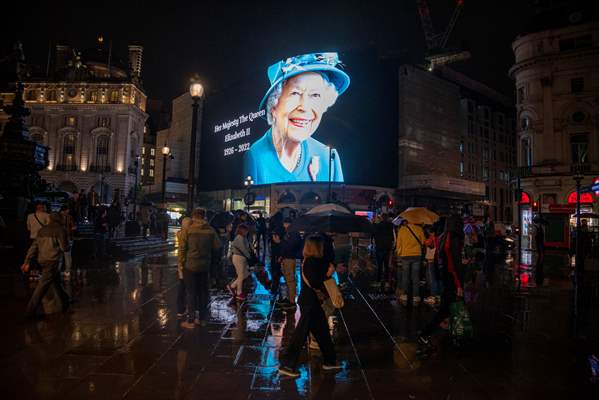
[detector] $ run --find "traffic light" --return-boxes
[532,201,539,212]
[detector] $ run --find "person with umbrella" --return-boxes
[395,208,439,305]
[395,217,426,305]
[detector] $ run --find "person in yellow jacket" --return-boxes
[395,220,426,305]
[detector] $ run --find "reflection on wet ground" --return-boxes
[1,247,597,399]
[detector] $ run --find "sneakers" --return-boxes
[413,296,421,305]
[322,363,343,371]
[424,296,436,306]
[278,366,300,377]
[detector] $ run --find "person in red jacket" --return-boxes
[419,215,464,342]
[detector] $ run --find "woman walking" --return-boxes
[176,217,192,318]
[228,224,252,301]
[279,236,341,377]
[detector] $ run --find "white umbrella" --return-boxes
[306,203,351,215]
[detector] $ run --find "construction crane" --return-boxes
[416,0,471,70]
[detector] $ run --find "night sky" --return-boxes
[5,0,538,102]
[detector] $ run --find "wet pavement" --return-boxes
[1,241,598,399]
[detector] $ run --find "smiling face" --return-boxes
[271,72,333,143]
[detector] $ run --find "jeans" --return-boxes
[376,249,391,282]
[231,255,249,294]
[26,263,70,317]
[282,304,336,369]
[426,261,441,296]
[270,259,282,296]
[183,270,210,322]
[281,258,297,303]
[400,257,421,297]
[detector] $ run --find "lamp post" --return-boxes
[327,146,335,203]
[132,154,140,219]
[244,175,254,213]
[161,143,170,207]
[572,169,584,323]
[187,75,204,216]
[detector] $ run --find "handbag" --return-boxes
[301,261,344,309]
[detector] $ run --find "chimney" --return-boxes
[55,44,70,73]
[128,45,143,79]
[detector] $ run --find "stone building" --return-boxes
[1,38,148,204]
[510,19,599,245]
[397,65,516,222]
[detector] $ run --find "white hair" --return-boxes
[266,72,339,126]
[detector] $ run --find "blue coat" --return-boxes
[243,129,344,185]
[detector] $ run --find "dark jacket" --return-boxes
[373,220,395,251]
[178,219,222,272]
[281,229,303,259]
[25,221,70,267]
[299,256,328,309]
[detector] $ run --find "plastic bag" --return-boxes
[449,300,473,345]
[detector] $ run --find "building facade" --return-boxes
[397,65,516,222]
[1,39,148,204]
[510,20,599,246]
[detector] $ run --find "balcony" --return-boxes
[514,163,598,178]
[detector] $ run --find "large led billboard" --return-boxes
[199,49,397,190]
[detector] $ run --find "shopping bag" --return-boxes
[323,278,344,309]
[449,300,473,344]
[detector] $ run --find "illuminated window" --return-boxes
[66,116,76,127]
[95,135,110,171]
[460,161,464,177]
[61,134,76,170]
[149,159,154,166]
[140,169,144,176]
[150,148,155,156]
[149,169,154,177]
[88,91,98,102]
[110,90,119,103]
[142,147,146,155]
[567,191,593,204]
[141,158,145,166]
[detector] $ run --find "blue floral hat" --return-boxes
[259,52,350,112]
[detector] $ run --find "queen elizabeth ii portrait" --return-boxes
[243,52,350,185]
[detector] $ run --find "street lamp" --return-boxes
[572,168,584,323]
[161,143,171,207]
[244,175,254,212]
[187,75,204,216]
[132,154,140,218]
[327,146,335,203]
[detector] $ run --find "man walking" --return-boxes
[59,205,77,279]
[373,213,395,290]
[21,213,71,318]
[279,218,303,309]
[178,209,221,329]
[27,202,50,242]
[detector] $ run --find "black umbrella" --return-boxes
[289,210,372,233]
[209,211,235,229]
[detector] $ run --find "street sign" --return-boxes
[549,204,576,213]
[591,182,599,192]
[243,192,256,206]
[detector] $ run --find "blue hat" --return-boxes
[259,52,350,112]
